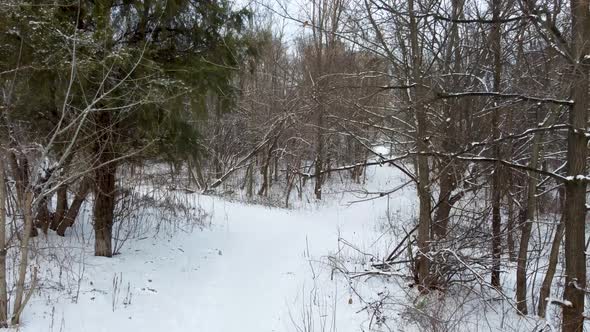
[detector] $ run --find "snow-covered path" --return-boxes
[22,166,414,332]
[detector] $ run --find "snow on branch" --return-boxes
[436,91,574,107]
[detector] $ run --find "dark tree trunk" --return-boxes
[506,193,516,261]
[8,152,37,237]
[35,196,52,235]
[516,113,542,315]
[50,184,68,231]
[562,1,589,329]
[516,207,532,314]
[93,161,116,257]
[93,111,117,257]
[258,152,269,197]
[408,0,432,290]
[313,139,323,200]
[57,180,90,236]
[538,191,565,317]
[433,162,454,238]
[490,0,503,289]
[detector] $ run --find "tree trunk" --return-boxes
[516,110,542,315]
[93,111,117,257]
[57,179,90,236]
[433,161,454,238]
[35,194,51,235]
[8,153,37,237]
[562,1,589,330]
[246,164,254,198]
[506,192,516,261]
[0,159,8,327]
[313,127,323,200]
[490,0,503,289]
[258,158,269,196]
[94,162,116,257]
[408,0,432,291]
[538,190,565,317]
[50,184,68,231]
[11,192,34,325]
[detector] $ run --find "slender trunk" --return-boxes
[311,0,325,201]
[409,0,432,290]
[11,191,34,325]
[8,153,36,238]
[246,164,254,198]
[0,159,8,327]
[274,157,279,183]
[433,0,463,240]
[538,190,565,317]
[285,172,295,208]
[258,156,269,197]
[314,119,324,200]
[516,112,542,315]
[490,0,503,289]
[213,97,223,180]
[506,194,516,261]
[259,138,278,197]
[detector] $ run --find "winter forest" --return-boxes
[0,0,589,331]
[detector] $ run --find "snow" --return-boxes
[18,164,415,331]
[11,160,564,331]
[565,174,590,181]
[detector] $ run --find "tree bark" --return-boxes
[506,192,516,261]
[562,1,589,330]
[0,159,8,327]
[516,109,542,315]
[94,161,116,257]
[11,191,34,325]
[8,153,37,237]
[409,0,432,291]
[50,184,68,231]
[538,189,565,317]
[433,161,454,238]
[490,0,503,289]
[93,111,117,257]
[314,117,324,200]
[57,179,90,236]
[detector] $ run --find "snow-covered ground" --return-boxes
[13,159,556,332]
[19,164,417,332]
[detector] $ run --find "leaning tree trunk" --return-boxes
[562,1,589,330]
[57,179,90,236]
[538,189,565,318]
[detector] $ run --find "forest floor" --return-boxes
[16,162,545,331]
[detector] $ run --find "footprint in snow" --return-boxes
[139,287,158,294]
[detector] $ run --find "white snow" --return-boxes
[19,164,415,332]
[12,160,560,332]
